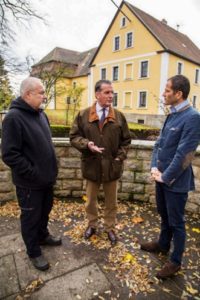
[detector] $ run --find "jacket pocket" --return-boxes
[16,187,33,210]
[81,156,99,181]
[110,159,123,180]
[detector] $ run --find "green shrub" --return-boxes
[50,125,70,137]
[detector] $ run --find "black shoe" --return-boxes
[84,226,96,239]
[40,234,62,246]
[30,254,49,271]
[107,230,117,245]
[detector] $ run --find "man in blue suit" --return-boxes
[140,75,200,279]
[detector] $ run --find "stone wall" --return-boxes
[0,139,200,213]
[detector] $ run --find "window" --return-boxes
[113,66,119,81]
[195,69,199,84]
[137,119,144,124]
[121,17,126,27]
[139,91,147,108]
[126,32,133,48]
[114,36,120,51]
[72,81,76,88]
[125,63,133,80]
[113,93,118,107]
[193,95,197,108]
[177,62,183,75]
[140,61,148,78]
[124,92,132,108]
[101,68,106,80]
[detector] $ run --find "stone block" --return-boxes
[133,193,149,202]
[57,169,76,179]
[118,192,132,201]
[59,158,81,169]
[135,172,152,184]
[137,150,152,160]
[145,184,155,195]
[0,182,13,193]
[53,190,71,198]
[124,159,142,171]
[127,149,136,158]
[0,192,15,203]
[76,169,83,179]
[142,160,151,171]
[0,171,11,182]
[185,201,198,213]
[68,147,81,157]
[62,180,82,190]
[121,182,144,193]
[54,147,69,157]
[72,191,85,197]
[54,180,63,190]
[121,170,134,182]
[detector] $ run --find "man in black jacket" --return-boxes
[2,77,61,271]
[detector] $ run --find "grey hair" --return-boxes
[20,77,43,97]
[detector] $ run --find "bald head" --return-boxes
[20,77,44,98]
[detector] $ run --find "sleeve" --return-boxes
[69,112,90,152]
[1,116,37,178]
[162,113,200,186]
[116,114,131,161]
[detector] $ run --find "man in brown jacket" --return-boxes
[70,80,131,245]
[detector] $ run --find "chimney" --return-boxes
[161,18,167,25]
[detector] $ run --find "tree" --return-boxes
[0,56,14,111]
[0,0,45,46]
[66,84,85,124]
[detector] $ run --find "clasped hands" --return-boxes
[151,167,164,183]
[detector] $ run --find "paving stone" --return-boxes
[0,254,19,299]
[0,233,24,257]
[15,243,92,289]
[31,263,110,300]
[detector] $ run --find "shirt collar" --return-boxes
[170,99,189,113]
[96,101,109,112]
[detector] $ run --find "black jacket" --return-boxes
[1,97,58,189]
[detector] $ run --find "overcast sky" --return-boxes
[9,0,200,90]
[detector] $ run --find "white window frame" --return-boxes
[125,31,133,49]
[195,68,200,84]
[113,91,119,108]
[113,35,120,52]
[124,62,133,80]
[139,60,149,78]
[100,67,107,80]
[120,17,126,28]
[112,65,119,81]
[123,91,133,108]
[177,61,184,75]
[137,90,148,109]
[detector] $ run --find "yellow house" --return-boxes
[31,47,97,124]
[32,0,200,127]
[90,1,200,127]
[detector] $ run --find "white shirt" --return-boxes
[96,102,109,120]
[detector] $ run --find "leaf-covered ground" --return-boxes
[0,198,199,299]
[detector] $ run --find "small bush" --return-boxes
[50,125,70,137]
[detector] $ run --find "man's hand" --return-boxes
[88,141,105,153]
[151,168,164,182]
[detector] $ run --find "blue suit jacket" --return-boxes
[151,106,200,193]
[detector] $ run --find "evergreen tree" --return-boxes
[0,56,14,110]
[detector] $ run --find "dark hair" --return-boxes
[168,75,190,99]
[95,80,112,92]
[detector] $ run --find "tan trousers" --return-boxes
[85,180,118,232]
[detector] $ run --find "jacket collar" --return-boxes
[88,102,116,123]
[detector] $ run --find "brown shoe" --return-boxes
[140,241,168,254]
[107,230,117,245]
[156,261,181,279]
[84,226,96,239]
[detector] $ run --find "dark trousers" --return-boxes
[16,186,54,258]
[156,182,188,265]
